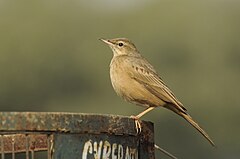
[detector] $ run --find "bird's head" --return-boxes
[100,38,140,57]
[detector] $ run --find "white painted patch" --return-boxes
[82,140,138,159]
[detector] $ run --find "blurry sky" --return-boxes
[0,0,240,158]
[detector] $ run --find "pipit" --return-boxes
[100,38,215,147]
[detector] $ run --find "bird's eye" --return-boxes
[118,42,123,47]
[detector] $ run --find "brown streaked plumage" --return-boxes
[100,38,215,147]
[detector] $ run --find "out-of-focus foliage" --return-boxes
[0,0,239,158]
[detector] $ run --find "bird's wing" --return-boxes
[125,57,215,147]
[127,57,186,112]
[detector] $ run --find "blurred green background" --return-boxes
[0,0,239,158]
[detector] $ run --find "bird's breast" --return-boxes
[110,58,133,98]
[110,57,165,107]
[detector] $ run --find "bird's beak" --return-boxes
[99,38,114,46]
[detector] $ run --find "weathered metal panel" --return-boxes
[0,112,155,159]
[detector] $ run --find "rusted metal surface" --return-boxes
[0,112,154,159]
[0,134,49,153]
[0,112,138,134]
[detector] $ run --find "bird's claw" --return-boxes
[130,115,142,134]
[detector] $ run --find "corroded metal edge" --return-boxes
[0,112,153,136]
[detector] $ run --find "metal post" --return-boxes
[0,112,155,159]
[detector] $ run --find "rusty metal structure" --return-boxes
[0,112,155,159]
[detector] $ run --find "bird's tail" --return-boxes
[165,104,215,147]
[181,112,215,147]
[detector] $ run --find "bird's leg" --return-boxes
[135,106,155,119]
[130,107,155,134]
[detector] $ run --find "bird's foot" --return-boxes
[130,115,142,134]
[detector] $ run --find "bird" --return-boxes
[100,37,215,147]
